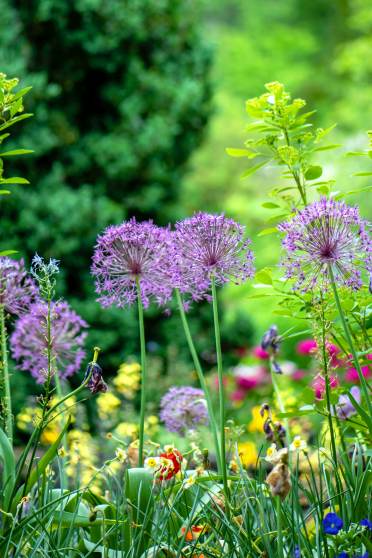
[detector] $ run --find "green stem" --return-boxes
[328,266,372,418]
[276,496,284,558]
[136,278,147,467]
[270,365,290,443]
[175,289,222,473]
[0,305,12,444]
[318,301,343,515]
[211,278,230,504]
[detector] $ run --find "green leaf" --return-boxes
[225,148,251,158]
[317,185,330,196]
[241,160,268,178]
[0,113,33,132]
[0,177,30,184]
[125,468,154,556]
[0,428,15,510]
[0,149,33,157]
[353,172,372,177]
[0,190,10,195]
[255,269,273,285]
[0,250,17,256]
[257,227,278,237]
[262,202,280,209]
[313,144,341,152]
[305,165,322,180]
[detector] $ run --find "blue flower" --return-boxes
[293,545,301,558]
[336,553,349,558]
[360,518,372,530]
[322,512,343,535]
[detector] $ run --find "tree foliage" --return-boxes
[0,0,213,372]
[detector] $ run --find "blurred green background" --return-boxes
[0,0,371,387]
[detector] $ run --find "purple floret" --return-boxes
[278,198,371,292]
[160,386,209,436]
[173,212,255,300]
[92,218,176,309]
[11,300,88,383]
[0,257,38,316]
[336,386,361,419]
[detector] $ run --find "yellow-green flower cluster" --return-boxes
[113,362,141,399]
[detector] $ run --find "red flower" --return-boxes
[158,448,183,481]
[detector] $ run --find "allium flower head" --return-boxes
[160,386,209,436]
[278,198,371,292]
[173,213,254,300]
[11,301,88,383]
[92,218,175,309]
[0,257,37,316]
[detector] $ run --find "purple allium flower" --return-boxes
[173,213,254,300]
[84,362,107,394]
[278,198,371,292]
[160,386,209,436]
[11,301,88,383]
[336,386,361,419]
[0,257,38,316]
[322,512,343,535]
[91,218,175,309]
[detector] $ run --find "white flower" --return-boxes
[183,473,197,490]
[115,448,127,463]
[290,435,307,453]
[144,456,160,471]
[265,443,278,462]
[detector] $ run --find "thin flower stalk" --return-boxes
[0,306,12,443]
[136,277,147,467]
[211,276,230,506]
[175,288,222,473]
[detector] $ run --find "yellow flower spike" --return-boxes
[238,441,258,468]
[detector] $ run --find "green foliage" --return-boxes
[227,81,339,212]
[0,73,32,196]
[0,0,212,375]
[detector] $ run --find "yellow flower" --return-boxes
[115,422,138,440]
[247,406,277,433]
[238,441,258,468]
[97,392,121,420]
[114,362,141,398]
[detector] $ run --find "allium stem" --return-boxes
[175,288,222,473]
[329,266,372,418]
[318,301,343,515]
[211,277,230,504]
[0,305,12,444]
[136,278,147,467]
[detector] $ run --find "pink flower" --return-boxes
[252,346,269,360]
[236,376,258,390]
[345,365,371,383]
[230,389,246,402]
[292,369,306,380]
[297,339,317,355]
[312,374,339,400]
[233,364,266,391]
